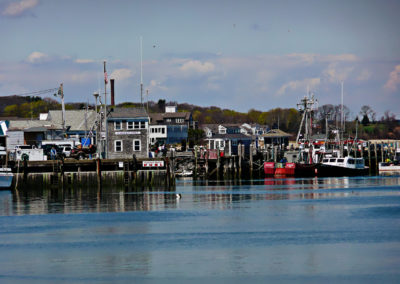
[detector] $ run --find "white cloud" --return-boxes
[149,79,168,92]
[322,63,354,83]
[356,69,371,81]
[180,60,215,74]
[68,72,94,84]
[277,78,321,96]
[26,51,48,63]
[110,68,133,81]
[2,0,38,16]
[75,59,96,64]
[384,65,400,92]
[320,54,358,62]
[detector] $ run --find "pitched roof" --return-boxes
[149,113,164,123]
[162,112,191,119]
[48,110,97,131]
[206,133,252,140]
[107,107,149,119]
[8,119,61,131]
[261,129,292,138]
[148,111,191,124]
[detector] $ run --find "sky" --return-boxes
[0,0,399,119]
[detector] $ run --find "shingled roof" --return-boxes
[48,110,98,131]
[107,107,148,119]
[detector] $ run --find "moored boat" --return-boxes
[378,162,400,174]
[317,156,368,177]
[0,168,13,189]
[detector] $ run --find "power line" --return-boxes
[9,87,59,97]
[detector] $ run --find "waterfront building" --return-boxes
[6,119,62,149]
[149,105,193,145]
[107,107,149,159]
[261,129,292,148]
[46,110,98,145]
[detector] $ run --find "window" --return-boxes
[161,128,165,134]
[140,121,146,129]
[134,121,140,129]
[176,118,184,123]
[166,118,171,122]
[133,140,141,151]
[127,121,133,130]
[337,159,344,163]
[232,140,237,146]
[114,121,122,130]
[114,140,123,152]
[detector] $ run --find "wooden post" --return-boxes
[374,142,378,173]
[238,144,242,178]
[96,158,102,188]
[217,149,220,180]
[205,150,209,178]
[194,146,198,179]
[381,142,384,163]
[249,143,253,178]
[367,142,371,175]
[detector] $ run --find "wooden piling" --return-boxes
[367,142,371,175]
[374,142,378,172]
[249,143,253,178]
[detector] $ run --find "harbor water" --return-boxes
[1,175,400,283]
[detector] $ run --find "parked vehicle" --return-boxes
[70,145,97,160]
[41,144,65,160]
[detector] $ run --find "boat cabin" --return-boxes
[321,156,365,169]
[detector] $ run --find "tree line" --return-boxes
[0,96,398,139]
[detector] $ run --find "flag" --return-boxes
[104,62,108,85]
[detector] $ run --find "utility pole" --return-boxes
[93,92,99,149]
[54,83,66,131]
[104,61,108,159]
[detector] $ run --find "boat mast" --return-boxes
[296,92,317,143]
[140,36,143,106]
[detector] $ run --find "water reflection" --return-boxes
[1,175,400,216]
[1,186,178,216]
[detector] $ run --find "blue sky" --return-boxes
[1,0,399,119]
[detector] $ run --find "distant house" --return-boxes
[205,133,253,156]
[106,107,149,159]
[261,129,292,147]
[149,105,193,145]
[202,124,242,138]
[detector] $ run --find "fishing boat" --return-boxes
[317,156,368,177]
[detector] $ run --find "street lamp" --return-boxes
[93,92,99,113]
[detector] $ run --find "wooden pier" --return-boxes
[10,157,175,190]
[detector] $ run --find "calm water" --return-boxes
[1,176,400,283]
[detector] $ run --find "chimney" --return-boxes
[110,79,115,106]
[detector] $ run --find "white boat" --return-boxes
[379,162,400,173]
[317,156,368,177]
[0,168,13,189]
[176,170,193,177]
